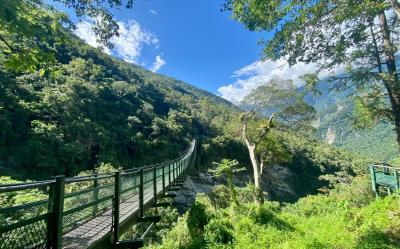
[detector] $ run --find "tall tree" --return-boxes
[0,0,134,73]
[224,0,400,152]
[240,78,314,205]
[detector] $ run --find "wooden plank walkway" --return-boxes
[62,180,166,249]
[0,140,196,249]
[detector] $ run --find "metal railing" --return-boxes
[0,140,196,249]
[370,163,400,196]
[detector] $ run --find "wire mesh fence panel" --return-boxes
[119,171,140,220]
[62,175,115,248]
[63,176,114,233]
[0,140,196,249]
[0,183,52,249]
[0,218,48,249]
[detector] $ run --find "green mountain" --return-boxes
[0,2,385,200]
[0,29,368,203]
[306,81,399,163]
[0,35,240,180]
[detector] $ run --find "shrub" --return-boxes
[204,217,234,245]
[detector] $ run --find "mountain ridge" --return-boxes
[0,34,241,179]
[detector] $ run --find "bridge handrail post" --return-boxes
[48,175,65,249]
[370,165,378,197]
[177,161,179,179]
[139,168,144,218]
[113,171,121,244]
[92,173,99,218]
[394,168,399,191]
[162,164,165,194]
[168,163,171,187]
[173,162,176,183]
[153,166,157,204]
[46,182,55,247]
[177,161,180,179]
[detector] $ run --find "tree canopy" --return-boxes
[240,78,315,204]
[0,0,135,73]
[224,0,400,152]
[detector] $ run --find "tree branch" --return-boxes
[369,22,383,74]
[0,33,15,52]
[242,102,271,122]
[254,113,276,150]
[389,0,400,19]
[242,122,252,148]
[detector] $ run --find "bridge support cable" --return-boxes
[0,140,196,249]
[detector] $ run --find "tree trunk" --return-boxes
[379,12,400,152]
[389,0,400,18]
[242,123,264,205]
[247,144,264,205]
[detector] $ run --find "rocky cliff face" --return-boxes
[262,164,297,200]
[173,165,301,211]
[173,171,215,213]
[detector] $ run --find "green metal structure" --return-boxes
[0,140,197,249]
[370,163,400,196]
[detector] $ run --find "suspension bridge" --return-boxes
[0,140,197,249]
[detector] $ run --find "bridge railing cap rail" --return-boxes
[371,163,399,170]
[0,139,196,192]
[0,180,54,193]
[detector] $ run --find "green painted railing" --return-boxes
[0,140,196,249]
[370,163,400,196]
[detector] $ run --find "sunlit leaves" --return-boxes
[242,78,316,126]
[0,0,136,74]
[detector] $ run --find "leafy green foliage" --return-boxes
[200,135,250,169]
[224,0,400,152]
[0,0,138,73]
[0,0,71,73]
[209,159,245,205]
[311,85,399,162]
[0,177,47,208]
[0,9,240,179]
[209,159,245,178]
[151,178,400,249]
[242,78,315,126]
[240,78,316,204]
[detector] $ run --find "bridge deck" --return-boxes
[0,140,196,249]
[63,181,165,249]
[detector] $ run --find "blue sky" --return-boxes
[54,0,328,103]
[112,0,267,93]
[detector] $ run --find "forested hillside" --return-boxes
[0,0,371,201]
[304,81,399,163]
[1,1,400,249]
[0,34,240,179]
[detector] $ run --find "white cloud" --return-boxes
[75,19,159,64]
[75,20,111,53]
[150,55,166,72]
[150,9,158,15]
[218,59,341,104]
